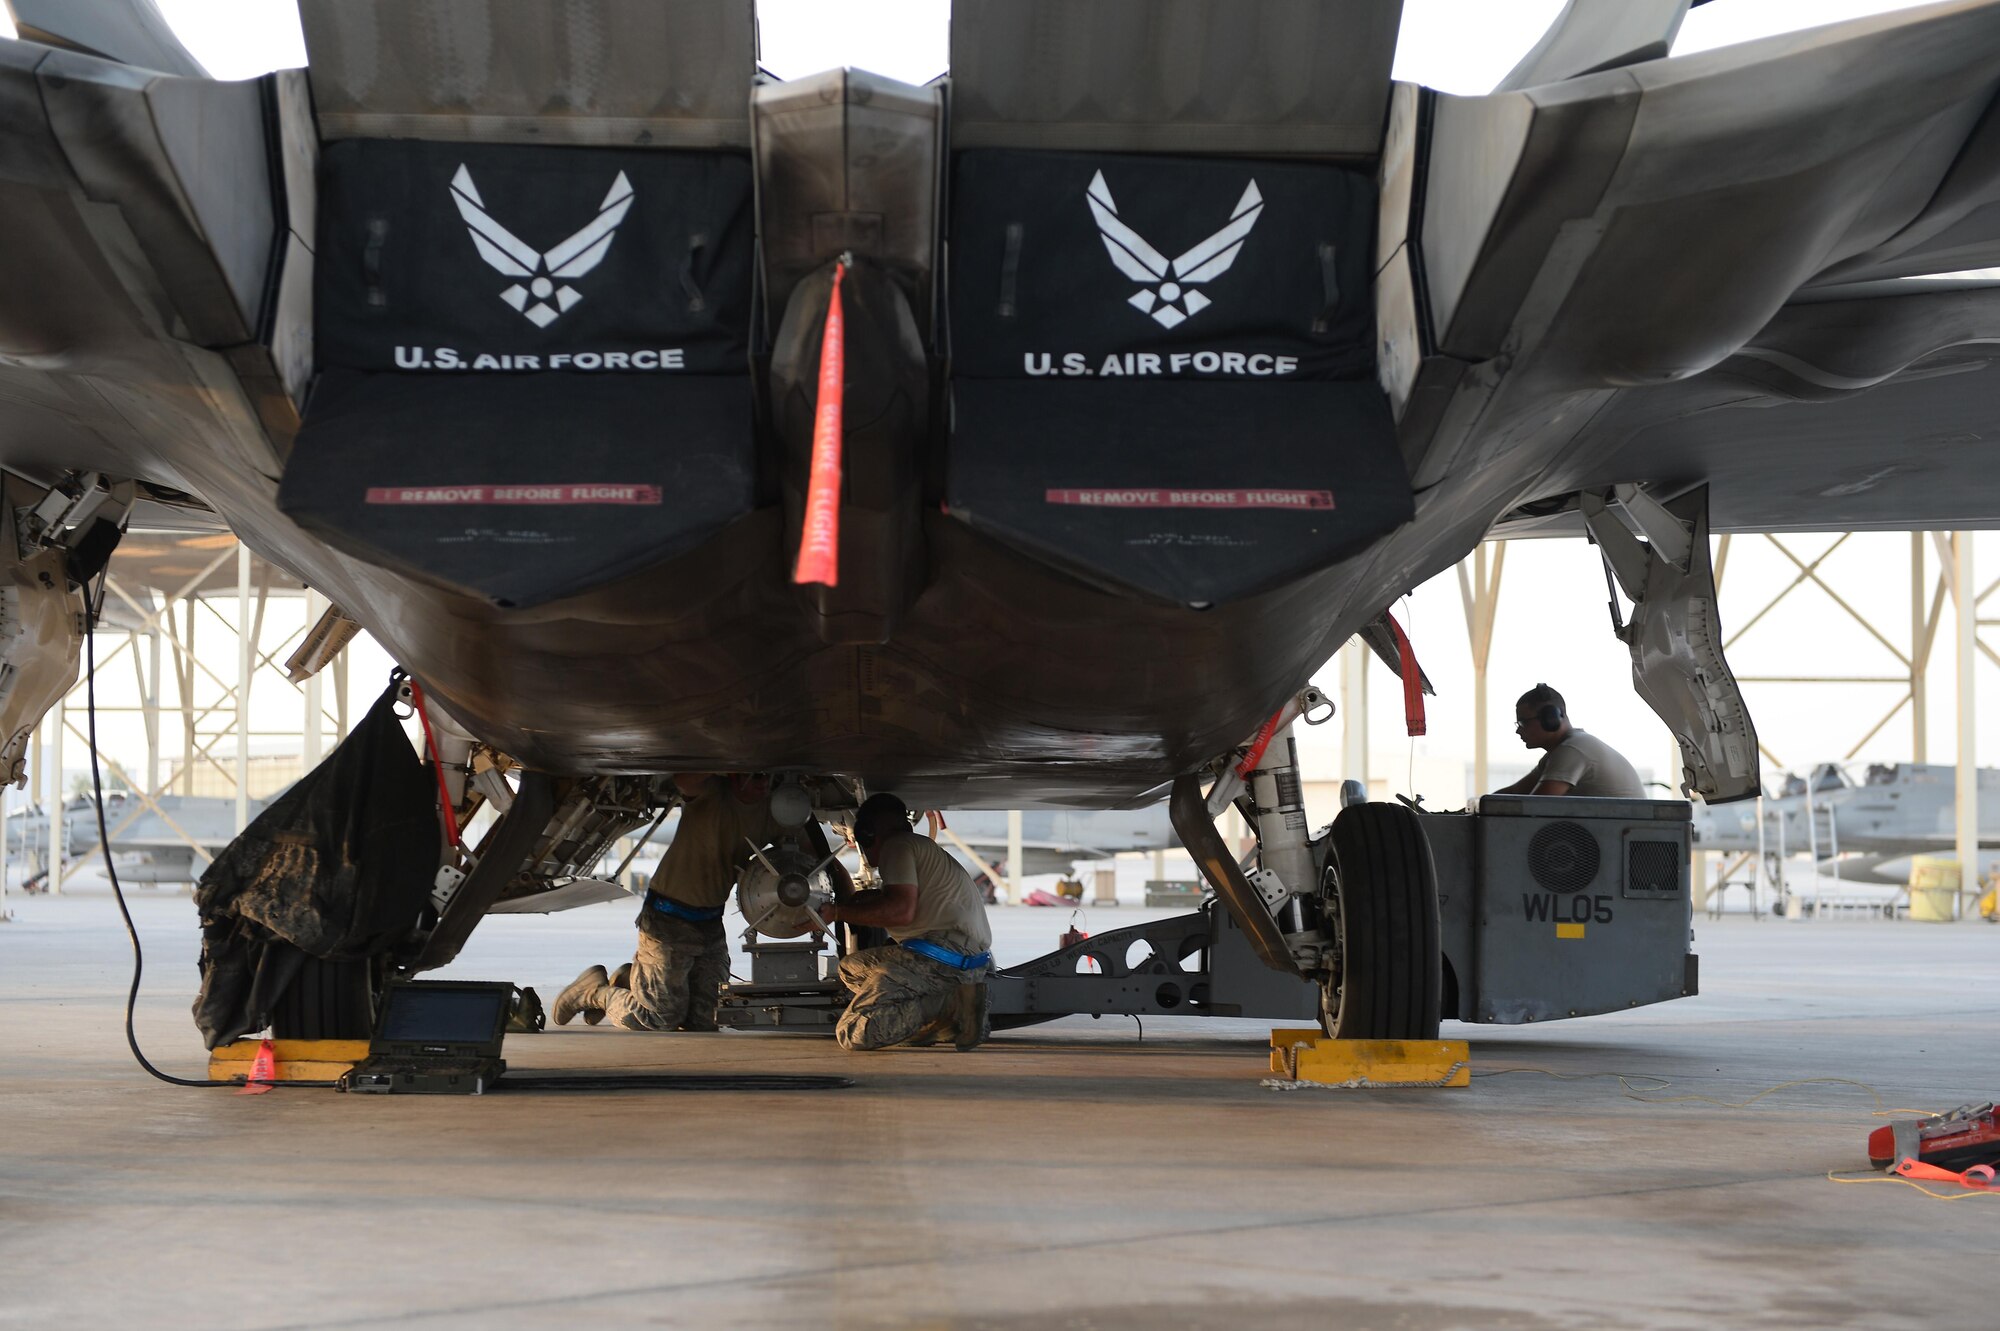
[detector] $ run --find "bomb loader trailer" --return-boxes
[715,448,1729,1039]
[714,699,1700,1038]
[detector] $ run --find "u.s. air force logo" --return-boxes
[449,164,633,327]
[1018,169,1293,379]
[393,163,686,373]
[1086,170,1264,329]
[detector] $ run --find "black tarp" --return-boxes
[191,681,439,1049]
[945,149,1407,604]
[283,139,758,608]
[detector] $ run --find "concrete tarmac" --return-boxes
[1,889,1995,1329]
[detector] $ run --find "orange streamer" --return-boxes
[1387,612,1427,737]
[793,263,847,587]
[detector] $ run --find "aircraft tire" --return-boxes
[1320,802,1441,1040]
[271,954,377,1040]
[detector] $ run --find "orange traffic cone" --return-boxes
[236,1038,277,1094]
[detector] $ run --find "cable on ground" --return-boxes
[1825,1170,2000,1202]
[84,573,336,1090]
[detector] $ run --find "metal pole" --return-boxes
[144,624,162,797]
[29,726,41,885]
[1804,774,1818,918]
[1458,543,1504,795]
[1005,809,1023,905]
[1956,531,1977,920]
[1,784,12,921]
[1914,533,1928,763]
[235,544,252,835]
[1776,797,1789,918]
[49,698,63,893]
[1341,643,1368,788]
[333,649,350,741]
[1755,792,1766,914]
[302,591,325,770]
[181,594,196,796]
[1474,654,1488,796]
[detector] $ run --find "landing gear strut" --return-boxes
[1175,691,1443,1042]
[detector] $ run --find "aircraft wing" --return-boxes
[1384,1,2000,539]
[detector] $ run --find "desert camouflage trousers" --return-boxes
[603,918,730,1031]
[834,944,980,1051]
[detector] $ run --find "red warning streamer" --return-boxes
[793,262,847,587]
[407,678,463,849]
[1386,612,1427,737]
[1895,1158,1996,1188]
[1234,706,1287,781]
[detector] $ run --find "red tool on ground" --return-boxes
[1868,1102,2000,1180]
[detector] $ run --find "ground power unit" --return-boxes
[1422,795,1698,1024]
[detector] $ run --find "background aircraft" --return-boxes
[4,789,1180,897]
[1693,761,2000,886]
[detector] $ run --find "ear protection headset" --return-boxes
[1534,684,1565,733]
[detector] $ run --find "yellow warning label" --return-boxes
[1556,922,1586,939]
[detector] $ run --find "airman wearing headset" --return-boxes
[1494,683,1645,798]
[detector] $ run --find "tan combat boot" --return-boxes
[951,981,990,1052]
[586,961,635,1026]
[553,964,611,1026]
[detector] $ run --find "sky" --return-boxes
[2,0,1990,808]
[0,1,1958,84]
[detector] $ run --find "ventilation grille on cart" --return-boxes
[1626,839,1682,897]
[1528,821,1600,893]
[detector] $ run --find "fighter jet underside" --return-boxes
[7,0,2000,1038]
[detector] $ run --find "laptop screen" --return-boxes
[377,983,511,1049]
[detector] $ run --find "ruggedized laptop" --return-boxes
[341,980,513,1095]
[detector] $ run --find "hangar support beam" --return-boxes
[1340,641,1368,786]
[1956,532,1977,916]
[31,535,358,893]
[1456,541,1507,795]
[1700,531,1988,917]
[1723,533,1949,775]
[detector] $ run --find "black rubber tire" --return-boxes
[1321,802,1441,1040]
[270,955,377,1040]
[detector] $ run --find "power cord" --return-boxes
[84,573,332,1089]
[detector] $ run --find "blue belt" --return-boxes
[900,938,991,971]
[649,895,724,923]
